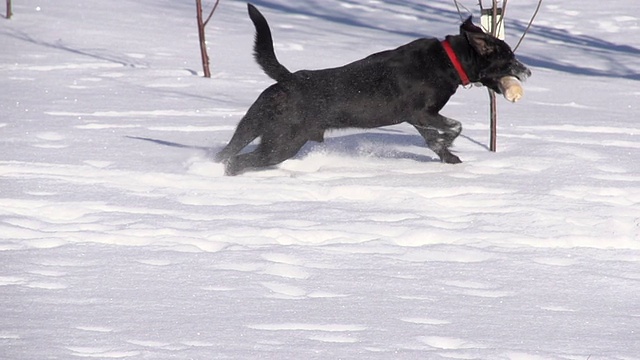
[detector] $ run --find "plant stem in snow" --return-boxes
[195,0,221,78]
[196,0,210,77]
[6,0,12,19]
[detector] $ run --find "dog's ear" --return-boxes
[460,16,484,34]
[460,17,506,56]
[465,31,495,56]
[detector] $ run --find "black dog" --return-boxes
[215,4,531,175]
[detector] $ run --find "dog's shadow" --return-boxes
[126,136,211,152]
[300,129,437,163]
[126,129,440,164]
[127,127,489,164]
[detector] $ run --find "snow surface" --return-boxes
[1,0,639,359]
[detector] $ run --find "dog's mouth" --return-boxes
[513,67,532,82]
[481,65,531,83]
[479,62,531,94]
[511,59,532,82]
[481,77,504,94]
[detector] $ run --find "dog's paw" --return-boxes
[440,152,462,164]
[223,159,243,176]
[213,151,227,163]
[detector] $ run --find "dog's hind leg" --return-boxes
[214,116,261,162]
[224,127,309,175]
[216,85,292,163]
[411,114,462,164]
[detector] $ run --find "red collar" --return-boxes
[441,39,470,86]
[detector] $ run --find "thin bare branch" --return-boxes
[452,0,464,22]
[195,0,211,77]
[497,0,508,32]
[514,0,543,52]
[203,0,220,27]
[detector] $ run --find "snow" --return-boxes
[1,0,639,359]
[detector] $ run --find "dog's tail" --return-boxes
[247,3,292,82]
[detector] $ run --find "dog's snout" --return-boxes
[516,61,531,79]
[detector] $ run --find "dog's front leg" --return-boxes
[411,113,462,164]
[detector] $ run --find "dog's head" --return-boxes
[460,17,531,94]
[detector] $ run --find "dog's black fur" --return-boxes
[215,4,531,175]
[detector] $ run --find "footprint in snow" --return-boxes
[247,323,367,332]
[400,317,451,326]
[75,326,114,333]
[32,132,68,149]
[307,334,359,343]
[260,252,310,279]
[66,346,139,358]
[260,281,306,299]
[25,281,68,290]
[418,336,487,350]
[440,280,514,298]
[262,263,310,280]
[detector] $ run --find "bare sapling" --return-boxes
[6,0,12,19]
[196,0,221,78]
